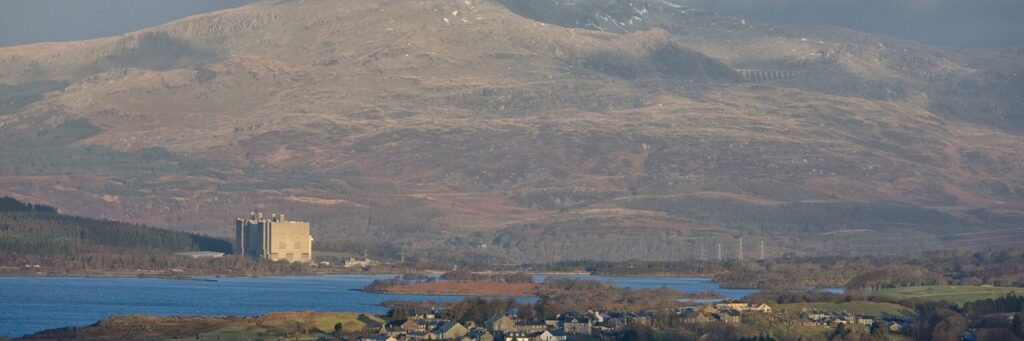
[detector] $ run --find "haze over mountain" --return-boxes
[1,0,1022,264]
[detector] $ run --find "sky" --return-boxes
[0,0,253,47]
[0,0,1022,49]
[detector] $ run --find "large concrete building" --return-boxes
[235,212,313,263]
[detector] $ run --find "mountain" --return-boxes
[0,0,1021,263]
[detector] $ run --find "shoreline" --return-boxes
[0,269,601,280]
[0,271,747,289]
[366,290,539,298]
[0,272,402,280]
[589,272,717,278]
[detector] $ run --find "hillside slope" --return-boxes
[499,0,1024,130]
[0,197,235,274]
[0,0,1021,263]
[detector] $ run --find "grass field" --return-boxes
[777,301,916,319]
[25,312,388,341]
[872,286,1024,305]
[192,312,385,341]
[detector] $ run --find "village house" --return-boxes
[414,310,441,320]
[558,314,592,335]
[533,330,566,341]
[499,331,533,341]
[855,316,874,326]
[720,311,742,323]
[434,321,469,339]
[398,319,422,331]
[798,309,893,328]
[343,256,380,268]
[406,331,431,340]
[588,310,608,324]
[462,330,494,341]
[497,330,565,341]
[683,311,718,324]
[800,310,830,327]
[595,316,625,332]
[717,303,773,313]
[681,305,741,324]
[627,312,656,327]
[485,314,517,333]
[417,318,451,333]
[682,306,715,324]
[513,321,547,334]
[368,308,756,341]
[360,335,401,341]
[543,318,559,328]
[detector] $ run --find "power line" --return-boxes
[933,227,1024,237]
[760,240,765,260]
[937,228,1024,238]
[849,230,1024,247]
[699,239,705,261]
[917,239,1024,253]
[738,237,744,261]
[847,227,1024,241]
[841,228,1024,256]
[946,240,1024,248]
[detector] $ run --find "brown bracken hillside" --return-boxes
[0,0,1022,263]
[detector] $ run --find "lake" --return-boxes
[0,275,755,338]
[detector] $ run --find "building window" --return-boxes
[286,253,293,259]
[294,240,302,249]
[302,253,310,260]
[279,242,287,249]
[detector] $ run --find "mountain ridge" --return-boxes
[0,0,1021,263]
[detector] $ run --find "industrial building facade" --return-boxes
[235,213,313,263]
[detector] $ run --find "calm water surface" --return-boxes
[0,275,754,338]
